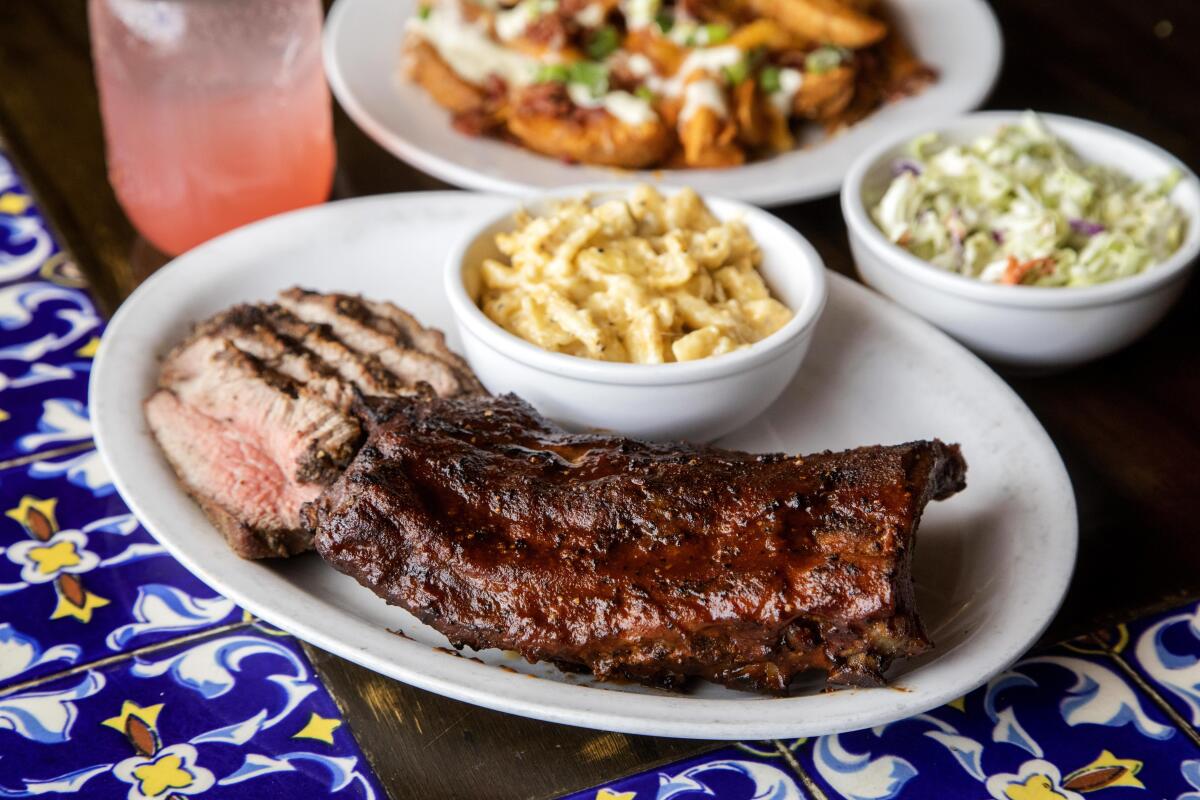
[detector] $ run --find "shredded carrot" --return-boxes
[1000,255,1055,285]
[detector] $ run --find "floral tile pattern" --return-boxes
[1116,600,1200,735]
[0,624,385,799]
[557,743,810,800]
[559,636,1200,800]
[0,450,241,687]
[0,152,102,464]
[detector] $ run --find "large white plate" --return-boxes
[323,0,1002,206]
[92,193,1075,740]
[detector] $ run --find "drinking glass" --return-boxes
[89,0,335,255]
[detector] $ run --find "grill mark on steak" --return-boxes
[146,289,484,559]
[278,288,484,397]
[308,392,967,694]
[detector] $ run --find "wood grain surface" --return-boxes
[1,1,1197,797]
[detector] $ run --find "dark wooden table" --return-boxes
[1,1,1197,797]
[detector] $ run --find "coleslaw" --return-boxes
[871,112,1187,286]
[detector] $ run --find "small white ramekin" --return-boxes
[445,186,827,441]
[842,111,1200,370]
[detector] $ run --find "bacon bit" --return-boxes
[1000,255,1055,285]
[896,230,912,247]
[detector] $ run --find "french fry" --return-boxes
[792,63,856,119]
[678,106,745,168]
[623,27,686,75]
[751,0,886,48]
[728,19,808,52]
[405,39,486,114]
[507,107,675,167]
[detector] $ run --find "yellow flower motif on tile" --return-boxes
[596,790,636,800]
[293,712,342,744]
[75,337,101,358]
[0,408,9,423]
[1062,750,1144,792]
[1004,774,1070,800]
[0,192,32,215]
[50,586,110,622]
[102,701,164,735]
[132,754,195,796]
[5,496,58,534]
[947,696,967,712]
[27,540,82,574]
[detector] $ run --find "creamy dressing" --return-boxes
[567,83,656,125]
[679,78,726,123]
[573,3,605,27]
[620,0,659,29]
[643,45,741,120]
[769,67,803,115]
[409,4,540,86]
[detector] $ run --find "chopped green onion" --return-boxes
[635,85,655,101]
[654,9,673,32]
[700,23,729,44]
[585,25,620,59]
[758,65,781,93]
[418,4,432,19]
[722,58,749,85]
[535,63,570,83]
[805,45,850,74]
[567,61,609,96]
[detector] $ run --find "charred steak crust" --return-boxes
[145,289,485,560]
[308,392,967,694]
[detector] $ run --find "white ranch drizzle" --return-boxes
[769,67,803,115]
[679,78,726,122]
[567,83,657,125]
[408,3,541,86]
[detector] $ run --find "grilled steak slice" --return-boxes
[278,288,484,397]
[146,290,484,559]
[308,392,967,693]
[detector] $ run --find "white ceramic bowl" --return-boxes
[444,187,828,441]
[842,111,1200,370]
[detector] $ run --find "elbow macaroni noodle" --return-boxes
[478,186,793,363]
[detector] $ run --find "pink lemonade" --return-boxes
[89,0,335,256]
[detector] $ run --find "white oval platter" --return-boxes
[92,192,1075,739]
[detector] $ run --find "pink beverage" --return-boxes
[89,0,335,256]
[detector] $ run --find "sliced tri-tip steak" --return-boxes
[278,288,484,398]
[145,289,484,559]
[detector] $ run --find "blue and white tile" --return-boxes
[0,452,241,688]
[1118,600,1200,735]
[557,743,809,800]
[0,152,103,463]
[0,624,384,799]
[788,639,1200,799]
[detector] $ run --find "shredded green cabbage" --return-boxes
[870,112,1187,286]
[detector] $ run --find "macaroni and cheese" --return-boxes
[478,186,793,363]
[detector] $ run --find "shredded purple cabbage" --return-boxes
[1069,218,1105,236]
[892,159,922,177]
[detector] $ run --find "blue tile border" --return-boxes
[1110,601,1200,734]
[0,450,243,688]
[556,628,1200,800]
[0,150,103,464]
[557,743,810,800]
[0,624,386,799]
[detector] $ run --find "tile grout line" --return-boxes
[1089,631,1200,749]
[773,739,829,800]
[0,618,253,697]
[0,440,96,472]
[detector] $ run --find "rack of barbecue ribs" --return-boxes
[144,289,485,559]
[307,391,967,694]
